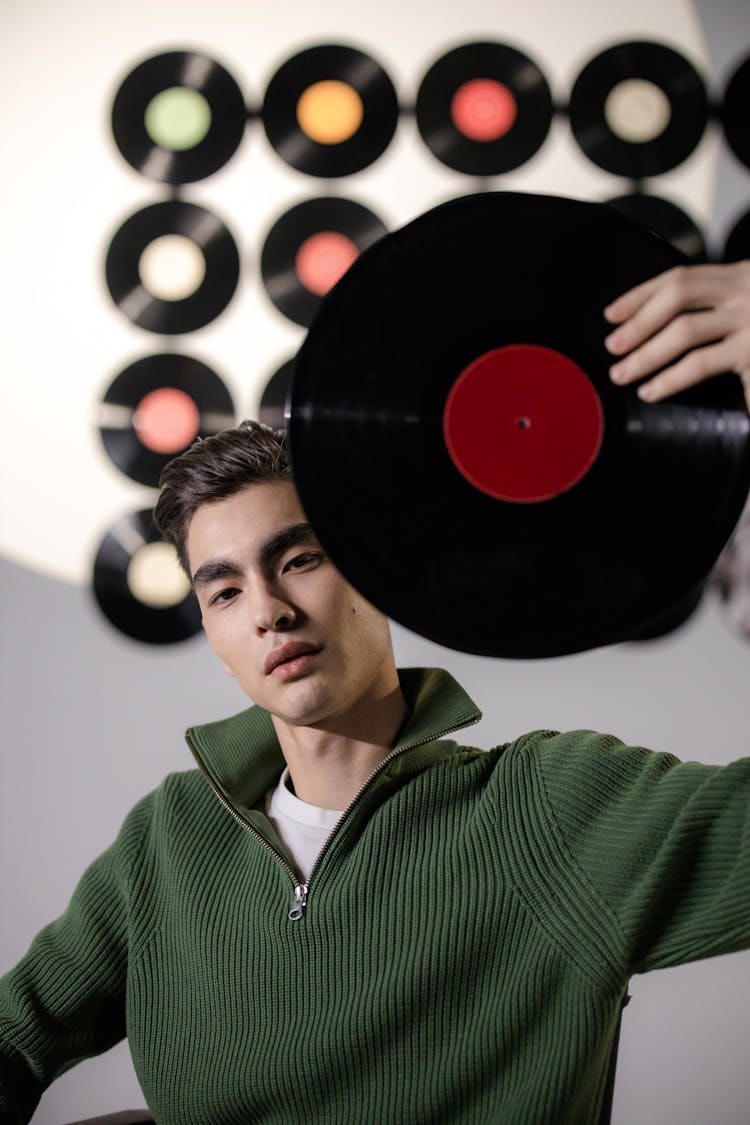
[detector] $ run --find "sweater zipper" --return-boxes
[186,712,481,922]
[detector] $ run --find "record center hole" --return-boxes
[516,416,531,430]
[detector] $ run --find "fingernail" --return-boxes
[610,361,627,383]
[604,330,624,353]
[637,383,655,401]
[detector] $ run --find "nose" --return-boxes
[250,574,297,633]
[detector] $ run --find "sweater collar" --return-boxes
[185,667,482,811]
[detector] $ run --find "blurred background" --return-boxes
[1,0,749,1120]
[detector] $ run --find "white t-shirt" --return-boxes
[265,767,343,882]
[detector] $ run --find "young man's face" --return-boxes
[186,479,397,730]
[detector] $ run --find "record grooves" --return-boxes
[98,353,235,486]
[262,44,399,177]
[111,50,246,183]
[289,192,750,658]
[569,41,709,177]
[416,42,553,175]
[261,197,388,326]
[105,201,240,334]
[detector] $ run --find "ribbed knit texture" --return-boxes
[2,667,749,1124]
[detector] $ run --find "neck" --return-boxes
[271,680,408,809]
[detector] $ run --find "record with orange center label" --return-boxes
[289,192,750,658]
[261,197,388,326]
[724,208,750,263]
[105,200,241,334]
[605,193,706,261]
[416,42,552,176]
[111,50,247,183]
[722,53,750,172]
[569,41,708,177]
[92,509,201,644]
[97,353,236,486]
[262,44,399,177]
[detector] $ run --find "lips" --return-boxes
[264,642,322,676]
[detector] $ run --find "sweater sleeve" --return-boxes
[532,730,750,975]
[0,790,155,1124]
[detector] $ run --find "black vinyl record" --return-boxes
[262,44,398,177]
[722,53,750,171]
[289,192,750,659]
[570,41,708,177]
[105,200,240,334]
[261,197,388,326]
[93,509,201,644]
[724,208,750,263]
[605,193,706,262]
[259,358,295,430]
[111,50,246,183]
[97,353,235,487]
[416,42,552,175]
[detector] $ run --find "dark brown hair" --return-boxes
[153,420,291,575]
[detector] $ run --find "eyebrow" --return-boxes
[191,522,316,590]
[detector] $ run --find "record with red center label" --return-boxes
[97,353,236,486]
[92,508,202,644]
[605,193,706,261]
[288,192,750,658]
[415,42,552,176]
[722,53,750,172]
[259,357,295,430]
[260,197,388,326]
[569,41,709,177]
[111,50,247,183]
[105,200,241,334]
[262,44,399,177]
[724,208,750,263]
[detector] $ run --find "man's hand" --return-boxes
[603,260,750,412]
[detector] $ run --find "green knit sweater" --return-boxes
[2,668,750,1125]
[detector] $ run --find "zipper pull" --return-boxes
[288,883,308,921]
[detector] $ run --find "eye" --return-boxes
[285,552,320,571]
[209,586,240,606]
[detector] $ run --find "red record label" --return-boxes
[443,344,605,502]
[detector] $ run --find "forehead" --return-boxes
[186,480,308,568]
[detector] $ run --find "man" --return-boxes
[1,261,749,1124]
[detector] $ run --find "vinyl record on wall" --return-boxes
[605,193,706,261]
[105,200,241,334]
[722,53,750,171]
[724,208,750,263]
[111,50,247,183]
[569,41,709,177]
[416,42,553,175]
[259,358,295,430]
[97,353,236,487]
[260,197,388,326]
[92,508,201,644]
[262,44,399,177]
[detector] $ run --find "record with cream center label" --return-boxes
[92,509,201,644]
[569,41,709,177]
[288,192,750,658]
[105,200,241,334]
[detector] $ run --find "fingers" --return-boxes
[609,309,732,386]
[633,339,736,402]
